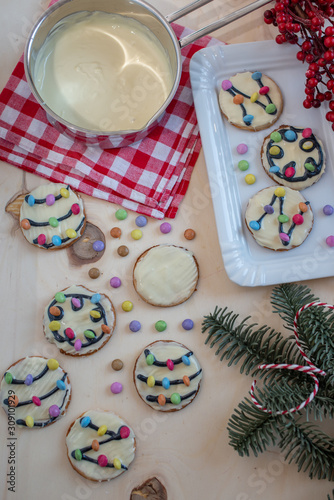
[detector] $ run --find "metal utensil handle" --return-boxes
[165,0,214,23]
[178,0,272,48]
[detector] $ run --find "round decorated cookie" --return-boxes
[218,71,283,131]
[261,125,326,190]
[245,186,313,251]
[43,285,116,356]
[66,410,136,482]
[133,245,199,307]
[0,356,71,428]
[20,182,86,250]
[134,341,203,412]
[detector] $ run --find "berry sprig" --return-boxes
[264,0,334,130]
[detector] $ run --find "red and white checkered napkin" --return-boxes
[0,23,220,219]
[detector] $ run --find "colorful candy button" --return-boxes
[182,319,194,330]
[88,267,100,279]
[131,229,142,240]
[245,174,256,185]
[97,455,108,467]
[236,143,248,154]
[264,205,274,214]
[249,221,260,231]
[275,187,285,197]
[323,205,334,215]
[147,376,155,388]
[46,194,55,206]
[170,393,181,405]
[47,359,59,370]
[293,214,304,225]
[55,292,66,303]
[122,301,133,312]
[238,160,249,171]
[184,228,196,240]
[49,405,60,417]
[155,320,167,332]
[270,131,282,142]
[160,222,171,234]
[326,235,334,247]
[146,354,155,366]
[110,382,123,394]
[115,209,128,220]
[92,240,105,252]
[52,235,62,246]
[117,245,129,257]
[110,277,121,288]
[60,187,70,198]
[71,203,80,215]
[265,103,276,114]
[21,219,31,230]
[129,320,141,332]
[135,216,147,227]
[66,228,77,239]
[98,425,108,436]
[110,227,122,238]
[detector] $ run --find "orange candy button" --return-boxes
[183,376,190,387]
[299,202,308,213]
[101,324,111,334]
[49,306,61,316]
[21,219,31,230]
[8,394,19,407]
[157,394,166,406]
[92,439,100,451]
[233,94,244,104]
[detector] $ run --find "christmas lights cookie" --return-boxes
[43,285,116,357]
[134,341,203,411]
[20,182,86,249]
[219,71,283,131]
[0,356,71,428]
[66,410,136,482]
[261,125,326,190]
[245,186,313,251]
[133,245,199,307]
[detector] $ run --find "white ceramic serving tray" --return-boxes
[190,40,334,287]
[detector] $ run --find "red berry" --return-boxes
[278,22,287,33]
[305,53,314,63]
[303,99,312,109]
[292,23,301,33]
[276,14,286,23]
[302,40,312,52]
[325,91,332,100]
[329,100,334,111]
[276,34,286,44]
[264,9,274,19]
[275,2,285,11]
[312,99,321,108]
[325,27,334,37]
[324,36,334,48]
[305,87,315,95]
[307,77,318,88]
[309,63,319,72]
[311,16,321,27]
[326,111,334,122]
[329,65,334,73]
[297,51,305,61]
[316,92,325,102]
[328,80,334,90]
[305,70,315,78]
[324,50,334,62]
[318,58,326,67]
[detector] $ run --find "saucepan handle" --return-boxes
[166,0,273,48]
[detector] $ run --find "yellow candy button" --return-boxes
[113,458,122,470]
[90,310,101,319]
[147,375,155,388]
[245,174,256,185]
[303,141,313,150]
[49,321,61,332]
[250,92,259,103]
[60,188,70,198]
[97,425,107,436]
[131,229,142,240]
[66,228,77,239]
[122,301,133,312]
[26,416,34,428]
[275,187,286,198]
[47,358,60,371]
[269,146,280,156]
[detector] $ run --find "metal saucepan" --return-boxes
[24,0,271,148]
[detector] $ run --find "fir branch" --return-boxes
[227,397,281,456]
[201,306,301,376]
[279,418,334,480]
[327,489,334,500]
[270,283,318,331]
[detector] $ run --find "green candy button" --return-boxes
[238,160,249,171]
[170,393,181,405]
[84,330,95,339]
[155,320,167,332]
[305,162,315,172]
[146,354,155,366]
[49,217,59,228]
[74,449,82,461]
[278,214,289,223]
[55,292,66,303]
[5,372,13,384]
[270,131,282,142]
[265,103,277,114]
[115,209,128,220]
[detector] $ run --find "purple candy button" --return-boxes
[110,382,123,394]
[222,80,232,91]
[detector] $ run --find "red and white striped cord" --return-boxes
[250,301,328,415]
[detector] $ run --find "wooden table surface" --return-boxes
[0,0,333,499]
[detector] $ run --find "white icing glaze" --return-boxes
[43,285,115,356]
[66,410,135,481]
[133,245,199,306]
[245,186,313,251]
[219,71,283,130]
[34,11,174,132]
[134,341,202,411]
[0,356,71,428]
[262,126,326,190]
[20,183,85,249]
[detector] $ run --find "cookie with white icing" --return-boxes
[133,245,199,307]
[43,285,116,357]
[261,125,326,190]
[0,356,71,428]
[245,186,313,251]
[134,341,203,411]
[66,410,136,482]
[219,71,283,131]
[20,182,86,250]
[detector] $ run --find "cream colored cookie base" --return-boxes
[66,410,136,481]
[261,126,326,190]
[0,356,71,427]
[134,341,202,411]
[133,245,199,307]
[245,186,313,251]
[219,71,283,131]
[43,285,115,356]
[20,183,85,249]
